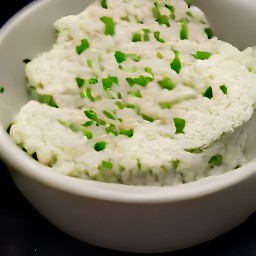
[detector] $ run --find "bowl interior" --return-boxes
[0,0,256,203]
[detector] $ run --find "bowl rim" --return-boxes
[0,0,256,204]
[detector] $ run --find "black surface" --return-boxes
[1,1,256,255]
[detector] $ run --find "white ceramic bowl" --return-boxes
[1,0,256,253]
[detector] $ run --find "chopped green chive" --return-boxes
[105,123,119,136]
[159,102,172,109]
[84,110,106,125]
[75,77,85,88]
[156,51,163,59]
[156,15,170,27]
[100,16,115,36]
[76,38,90,55]
[94,141,107,151]
[185,0,192,7]
[31,88,58,108]
[202,86,213,99]
[208,154,223,167]
[126,76,152,87]
[127,90,142,98]
[101,160,113,169]
[174,117,186,134]
[170,50,182,74]
[119,129,134,137]
[185,148,203,154]
[154,31,165,43]
[85,88,96,102]
[114,51,126,63]
[132,32,142,42]
[83,121,94,127]
[220,85,228,95]
[143,29,151,41]
[87,59,93,68]
[180,18,189,40]
[103,110,116,120]
[101,0,108,9]
[152,1,161,19]
[205,27,214,39]
[0,87,4,93]
[158,77,175,90]
[192,51,212,60]
[58,120,93,139]
[165,4,176,19]
[102,76,119,90]
[141,114,154,122]
[172,159,180,170]
[88,78,98,84]
[128,54,141,62]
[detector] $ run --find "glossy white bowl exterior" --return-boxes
[0,0,256,253]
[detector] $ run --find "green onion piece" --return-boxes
[126,77,135,86]
[75,77,85,88]
[88,78,98,84]
[105,124,119,136]
[101,0,108,9]
[185,148,203,154]
[120,129,134,137]
[156,51,163,59]
[76,38,90,55]
[133,76,150,86]
[142,114,154,122]
[154,31,165,43]
[156,15,170,27]
[172,159,180,170]
[102,76,119,90]
[174,117,186,134]
[86,88,96,102]
[94,141,107,151]
[127,90,142,98]
[220,85,228,95]
[100,16,115,36]
[208,154,223,167]
[101,160,113,169]
[159,102,172,109]
[180,18,189,40]
[205,27,214,39]
[185,0,191,7]
[158,77,175,90]
[103,110,116,120]
[0,87,4,93]
[165,4,176,19]
[192,51,212,60]
[170,50,182,74]
[83,121,94,127]
[132,32,142,42]
[84,110,106,125]
[87,59,93,68]
[30,88,58,108]
[152,1,161,19]
[143,29,151,41]
[58,120,93,139]
[114,51,126,64]
[23,58,31,64]
[202,86,213,99]
[128,54,141,62]
[144,67,154,80]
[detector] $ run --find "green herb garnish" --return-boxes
[165,4,176,19]
[174,117,185,134]
[170,50,182,74]
[143,29,151,41]
[158,77,175,90]
[185,148,203,154]
[84,110,106,125]
[101,160,113,169]
[105,124,118,136]
[132,32,142,42]
[128,54,141,62]
[154,31,165,43]
[208,154,223,167]
[88,78,98,84]
[76,38,90,55]
[220,85,228,95]
[119,129,134,137]
[156,15,170,27]
[75,77,85,88]
[202,86,213,99]
[127,90,142,98]
[180,18,189,40]
[100,16,115,36]
[172,159,180,170]
[192,51,212,60]
[114,51,126,64]
[101,0,108,9]
[94,141,107,151]
[102,76,119,90]
[205,27,214,39]
[0,87,4,93]
[103,110,116,120]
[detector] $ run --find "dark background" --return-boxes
[1,1,256,255]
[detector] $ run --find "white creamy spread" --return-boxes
[9,0,256,185]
